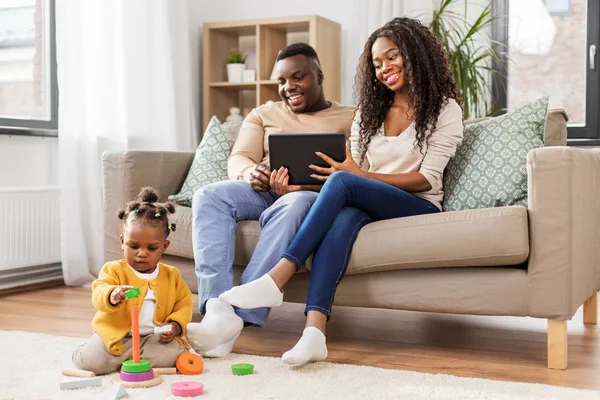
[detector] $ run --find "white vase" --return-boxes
[227,63,245,82]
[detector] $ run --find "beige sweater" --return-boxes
[350,99,464,210]
[228,101,355,182]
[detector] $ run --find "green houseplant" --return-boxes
[428,0,505,119]
[227,48,247,64]
[226,48,247,83]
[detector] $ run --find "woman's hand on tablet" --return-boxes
[250,163,272,192]
[270,167,302,195]
[310,142,362,182]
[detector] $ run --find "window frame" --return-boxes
[0,0,58,138]
[492,0,600,145]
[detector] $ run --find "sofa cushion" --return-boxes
[160,204,191,259]
[167,205,528,275]
[443,96,549,212]
[345,206,529,275]
[168,116,234,207]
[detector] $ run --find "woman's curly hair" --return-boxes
[355,17,461,164]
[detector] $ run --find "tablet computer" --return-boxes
[268,133,346,185]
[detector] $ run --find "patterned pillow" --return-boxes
[443,96,549,212]
[168,116,235,207]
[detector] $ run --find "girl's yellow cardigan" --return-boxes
[91,260,192,355]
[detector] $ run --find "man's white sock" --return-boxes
[219,274,283,309]
[199,333,240,358]
[282,326,328,366]
[186,298,243,351]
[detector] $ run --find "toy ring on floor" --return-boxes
[121,359,152,373]
[176,352,204,375]
[231,363,254,376]
[171,381,204,397]
[120,369,154,382]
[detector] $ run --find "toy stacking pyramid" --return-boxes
[116,297,163,388]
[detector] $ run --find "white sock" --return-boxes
[282,326,328,366]
[219,274,283,309]
[199,333,240,358]
[186,298,243,352]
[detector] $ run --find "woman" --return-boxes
[219,17,464,366]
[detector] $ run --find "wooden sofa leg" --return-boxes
[583,292,598,325]
[547,319,568,370]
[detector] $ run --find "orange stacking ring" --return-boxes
[176,352,204,375]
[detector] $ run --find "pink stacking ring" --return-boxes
[120,369,155,382]
[171,381,204,397]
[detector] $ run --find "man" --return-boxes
[186,43,354,357]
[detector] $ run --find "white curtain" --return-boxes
[356,0,436,57]
[56,0,197,285]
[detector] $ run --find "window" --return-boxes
[545,0,570,16]
[0,0,57,137]
[493,0,599,144]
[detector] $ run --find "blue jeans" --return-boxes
[192,180,318,327]
[283,171,440,319]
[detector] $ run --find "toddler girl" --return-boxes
[72,187,192,375]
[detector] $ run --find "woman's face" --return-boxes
[371,36,407,92]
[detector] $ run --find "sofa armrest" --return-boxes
[526,147,600,319]
[101,151,194,276]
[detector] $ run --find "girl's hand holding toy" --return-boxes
[158,322,181,343]
[109,285,135,306]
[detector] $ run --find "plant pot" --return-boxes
[227,63,245,82]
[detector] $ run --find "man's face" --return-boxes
[276,54,323,113]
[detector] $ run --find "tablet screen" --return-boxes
[268,133,346,185]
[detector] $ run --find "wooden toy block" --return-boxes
[61,367,95,377]
[59,376,102,390]
[108,382,127,400]
[154,325,172,334]
[153,367,177,375]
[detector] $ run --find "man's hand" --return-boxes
[158,322,181,343]
[270,167,303,195]
[109,285,135,306]
[310,142,362,182]
[249,163,271,192]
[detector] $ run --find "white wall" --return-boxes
[0,135,58,187]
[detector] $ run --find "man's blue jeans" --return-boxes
[282,171,440,319]
[192,180,318,327]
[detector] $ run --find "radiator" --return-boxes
[0,187,63,289]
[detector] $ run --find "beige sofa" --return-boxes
[102,110,600,369]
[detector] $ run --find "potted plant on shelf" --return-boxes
[226,48,247,83]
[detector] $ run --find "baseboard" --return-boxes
[0,263,64,294]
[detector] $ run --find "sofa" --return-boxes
[102,109,600,369]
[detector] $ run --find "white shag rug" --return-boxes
[1,331,599,400]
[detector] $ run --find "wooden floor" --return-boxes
[1,286,599,390]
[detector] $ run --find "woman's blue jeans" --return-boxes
[283,171,440,319]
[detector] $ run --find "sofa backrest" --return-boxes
[464,109,568,147]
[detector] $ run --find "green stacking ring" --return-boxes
[125,287,141,299]
[122,359,152,373]
[231,363,254,376]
